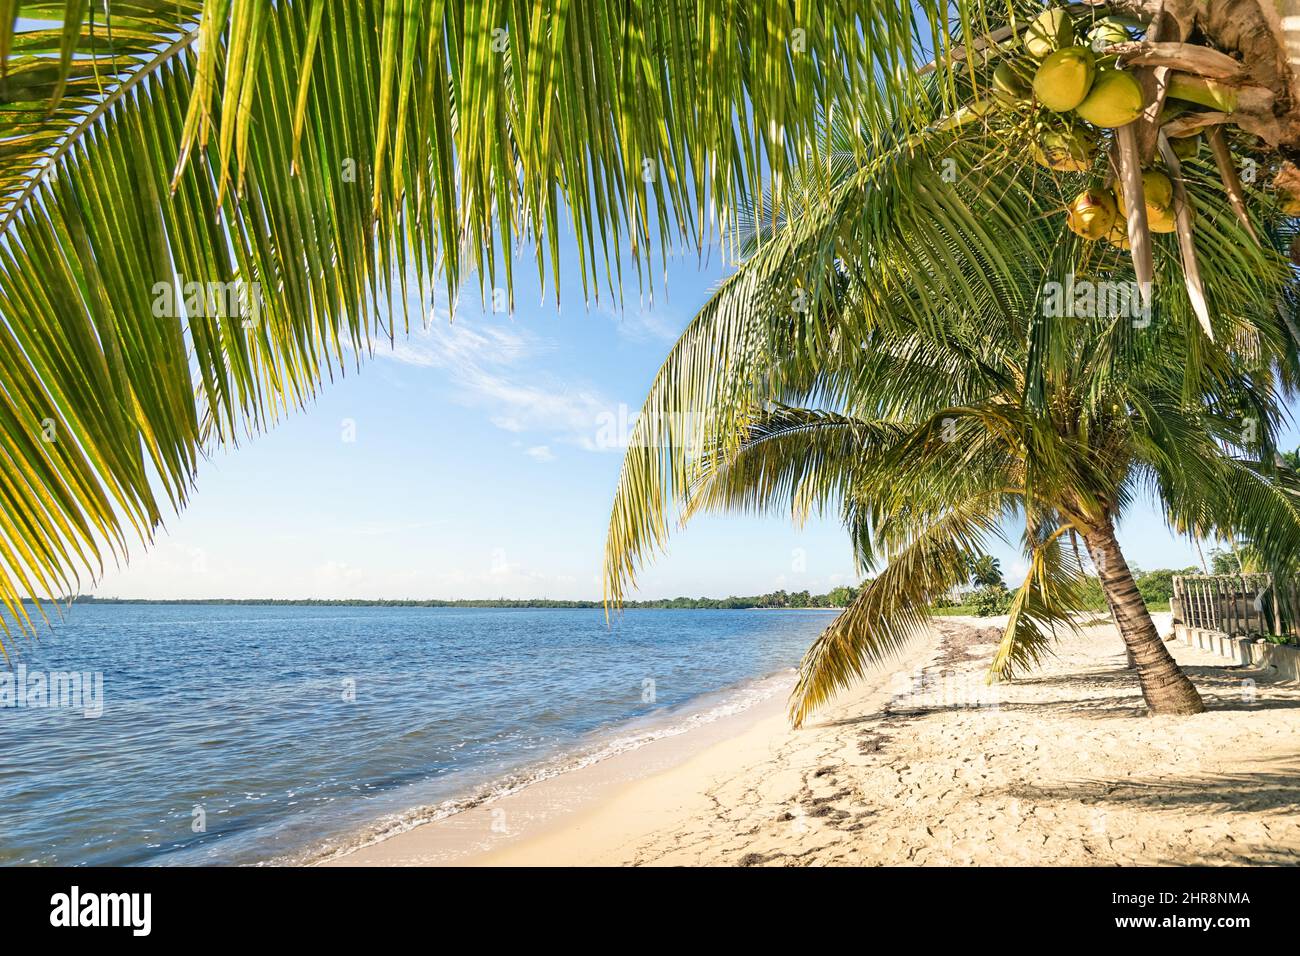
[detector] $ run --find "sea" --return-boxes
[0,604,838,865]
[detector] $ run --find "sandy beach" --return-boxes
[327,616,1300,866]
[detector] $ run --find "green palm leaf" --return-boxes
[0,1,970,649]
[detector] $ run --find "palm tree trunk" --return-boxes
[1192,535,1209,574]
[1084,521,1204,715]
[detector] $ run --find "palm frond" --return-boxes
[0,1,978,649]
[789,489,1010,727]
[685,404,905,525]
[989,523,1089,680]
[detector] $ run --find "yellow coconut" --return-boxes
[1114,169,1174,218]
[1033,47,1096,112]
[1104,218,1131,250]
[992,59,1034,107]
[1075,68,1144,128]
[1147,202,1178,233]
[1067,188,1117,240]
[1024,7,1074,59]
[1142,169,1173,210]
[1032,127,1097,172]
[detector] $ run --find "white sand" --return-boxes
[326,616,1300,866]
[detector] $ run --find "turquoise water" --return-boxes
[0,604,836,865]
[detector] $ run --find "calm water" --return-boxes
[0,604,836,865]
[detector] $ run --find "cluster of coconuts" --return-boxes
[993,8,1145,167]
[991,7,1199,249]
[1067,169,1177,249]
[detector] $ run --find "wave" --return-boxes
[286,667,796,866]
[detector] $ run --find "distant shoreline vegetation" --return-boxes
[64,568,1186,614]
[69,587,861,611]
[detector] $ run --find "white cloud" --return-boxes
[369,315,613,450]
[371,316,534,370]
[525,445,556,462]
[606,306,684,343]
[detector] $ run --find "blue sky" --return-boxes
[92,237,1298,601]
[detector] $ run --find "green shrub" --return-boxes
[971,584,1014,616]
[1133,567,1196,607]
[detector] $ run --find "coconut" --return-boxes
[1086,18,1130,54]
[1167,75,1237,112]
[1113,172,1179,234]
[1147,202,1178,233]
[1032,127,1096,172]
[1104,217,1131,250]
[1024,7,1074,59]
[992,59,1034,107]
[1115,170,1174,217]
[1075,68,1144,128]
[1033,47,1096,112]
[1142,169,1173,210]
[1067,188,1117,240]
[1171,135,1199,160]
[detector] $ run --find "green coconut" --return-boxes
[1171,135,1200,160]
[1076,69,1144,128]
[1033,126,1097,172]
[1075,68,1145,128]
[1024,7,1074,59]
[1086,18,1130,53]
[1166,74,1237,112]
[1033,47,1096,112]
[1067,188,1117,240]
[992,59,1035,106]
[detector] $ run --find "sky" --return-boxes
[90,233,1299,602]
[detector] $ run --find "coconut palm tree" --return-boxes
[2,0,1298,650]
[600,82,1300,722]
[605,249,1300,724]
[968,555,1006,588]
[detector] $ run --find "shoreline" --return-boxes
[323,614,1300,866]
[304,667,807,866]
[322,629,941,866]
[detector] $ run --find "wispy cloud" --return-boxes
[372,317,535,369]
[604,305,684,343]
[369,314,613,450]
[525,445,556,462]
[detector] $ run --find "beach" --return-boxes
[328,616,1300,866]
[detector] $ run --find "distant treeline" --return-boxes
[71,587,858,611]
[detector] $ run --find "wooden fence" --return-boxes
[1172,573,1300,643]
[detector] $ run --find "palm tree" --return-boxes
[601,79,1300,723]
[968,555,1005,589]
[606,274,1300,724]
[2,1,1298,651]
